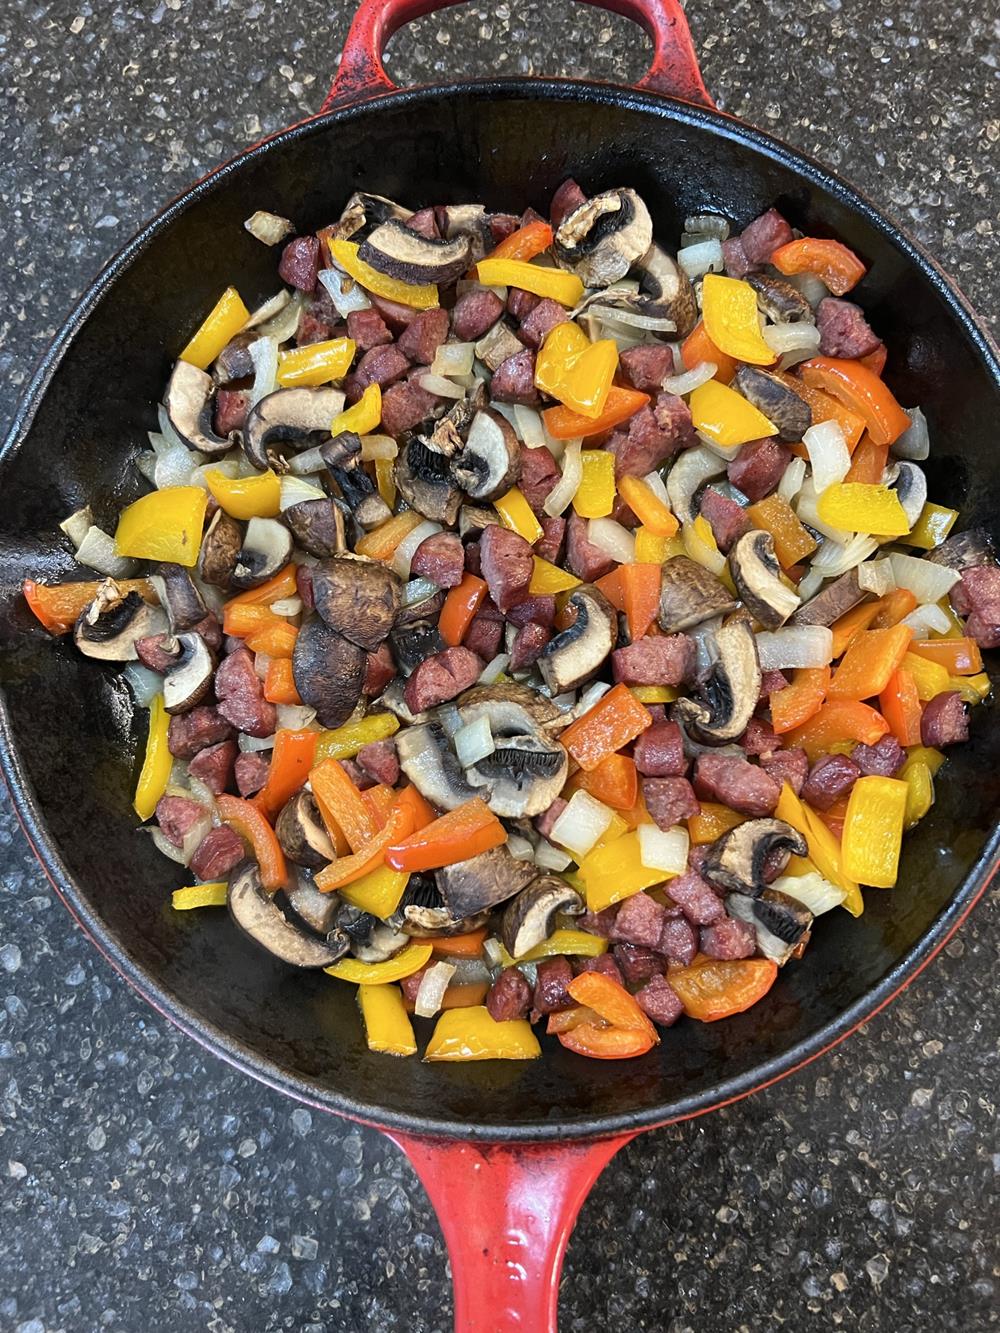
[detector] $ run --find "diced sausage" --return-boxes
[464,540,482,576]
[741,717,780,756]
[663,867,726,926]
[339,757,372,790]
[610,892,667,949]
[189,825,245,881]
[550,178,587,227]
[410,531,465,588]
[532,956,574,1013]
[399,307,450,365]
[518,446,561,516]
[722,235,754,279]
[816,297,881,359]
[479,523,533,613]
[351,343,411,392]
[657,916,698,966]
[612,943,668,985]
[195,614,223,653]
[167,705,234,759]
[490,348,540,405]
[577,904,619,937]
[489,213,521,244]
[155,794,206,847]
[234,750,271,798]
[759,747,809,797]
[507,595,556,628]
[633,721,687,777]
[642,776,700,830]
[802,753,860,810]
[518,298,568,349]
[363,642,396,697]
[380,380,443,436]
[296,287,341,346]
[510,622,551,670]
[634,973,684,1026]
[612,635,695,687]
[619,344,674,394]
[507,287,540,321]
[700,487,752,554]
[952,565,1000,648]
[572,954,624,986]
[694,753,781,816]
[739,208,794,266]
[852,735,905,777]
[566,511,615,582]
[406,207,441,240]
[346,307,393,351]
[215,647,277,738]
[356,738,400,787]
[214,388,250,437]
[920,691,969,748]
[278,235,321,292]
[368,294,418,333]
[403,646,483,712]
[534,797,567,842]
[463,612,504,661]
[727,437,791,502]
[700,917,757,960]
[535,515,566,565]
[136,633,179,673]
[759,668,790,698]
[607,394,694,478]
[486,967,532,1022]
[187,739,238,796]
[451,290,504,342]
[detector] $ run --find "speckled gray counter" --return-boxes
[1,3,997,1330]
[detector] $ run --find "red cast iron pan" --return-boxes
[1,1,998,1327]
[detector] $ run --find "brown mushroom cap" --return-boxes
[291,614,365,728]
[734,366,812,443]
[198,509,243,589]
[674,616,761,743]
[500,875,584,959]
[728,530,801,629]
[555,188,654,289]
[451,409,522,502]
[435,845,540,919]
[699,819,808,898]
[282,498,345,559]
[310,554,401,653]
[275,790,337,869]
[358,220,471,286]
[228,862,350,969]
[792,562,893,627]
[658,556,738,633]
[537,585,617,694]
[747,274,814,324]
[394,437,462,525]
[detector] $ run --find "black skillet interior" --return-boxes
[1,82,998,1141]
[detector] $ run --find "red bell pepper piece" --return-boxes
[799,358,910,447]
[542,386,649,439]
[844,433,889,484]
[667,956,778,1021]
[770,666,831,735]
[619,563,661,641]
[223,564,299,607]
[770,237,866,295]
[479,219,553,265]
[785,699,890,761]
[571,752,639,811]
[594,568,625,612]
[439,573,488,647]
[23,577,156,635]
[384,797,506,873]
[681,319,738,384]
[559,682,653,771]
[263,657,302,705]
[216,794,288,889]
[828,624,914,701]
[314,801,417,892]
[251,728,318,821]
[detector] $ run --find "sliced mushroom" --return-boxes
[884,461,927,529]
[747,274,814,324]
[632,243,698,337]
[282,868,340,934]
[458,681,564,731]
[335,191,413,242]
[674,616,760,743]
[724,889,813,965]
[500,875,583,958]
[538,585,617,694]
[402,904,491,938]
[212,331,261,385]
[792,563,894,626]
[335,902,409,962]
[198,509,243,589]
[228,862,349,968]
[734,366,811,443]
[475,322,523,373]
[666,446,727,527]
[379,678,429,726]
[699,819,807,898]
[283,498,345,558]
[243,387,346,471]
[658,556,738,633]
[728,531,800,629]
[435,845,540,919]
[310,554,400,652]
[74,581,167,661]
[149,563,209,633]
[924,527,995,572]
[424,399,474,458]
[459,505,500,539]
[555,188,653,289]
[358,219,471,286]
[231,517,293,591]
[438,203,491,261]
[458,688,569,817]
[390,619,445,677]
[395,722,480,810]
[292,615,365,728]
[451,409,522,502]
[394,437,463,525]
[164,361,232,455]
[276,790,337,869]
[162,632,215,714]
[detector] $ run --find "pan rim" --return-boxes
[2,76,998,1143]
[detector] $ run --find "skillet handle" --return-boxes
[323,0,715,112]
[386,1130,635,1333]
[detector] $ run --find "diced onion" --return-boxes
[391,519,441,579]
[154,441,202,490]
[689,616,723,676]
[809,534,880,578]
[889,552,959,604]
[74,525,135,578]
[244,210,294,246]
[483,937,506,969]
[902,602,952,635]
[574,681,612,719]
[269,596,302,617]
[454,715,495,769]
[431,342,476,378]
[402,577,439,608]
[60,506,94,546]
[512,405,547,447]
[784,272,830,308]
[238,733,276,752]
[257,291,303,342]
[677,238,724,280]
[288,444,329,476]
[478,652,511,685]
[640,469,671,508]
[135,451,158,483]
[248,336,279,410]
[549,790,615,859]
[276,704,316,730]
[696,432,743,462]
[778,455,808,503]
[436,703,463,738]
[318,265,372,316]
[772,870,844,915]
[683,214,730,241]
[245,290,291,330]
[157,402,186,453]
[279,474,326,510]
[533,840,573,872]
[254,652,272,681]
[763,322,821,356]
[121,662,162,707]
[661,360,717,396]
[506,834,536,862]
[682,519,725,576]
[803,419,850,494]
[148,828,189,866]
[414,961,456,1018]
[456,279,507,300]
[176,808,214,867]
[360,434,398,462]
[637,823,689,876]
[544,440,583,517]
[415,372,466,400]
[586,306,678,333]
[892,406,930,461]
[587,517,635,565]
[796,566,825,602]
[755,625,834,670]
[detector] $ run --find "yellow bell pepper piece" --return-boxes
[339,865,410,919]
[618,476,679,537]
[134,694,173,820]
[776,783,863,916]
[689,379,777,448]
[315,713,399,763]
[903,744,946,777]
[815,483,910,537]
[535,323,589,397]
[901,760,934,828]
[683,517,733,594]
[579,831,665,912]
[329,238,439,308]
[701,274,777,366]
[179,286,250,370]
[634,529,684,564]
[535,324,618,419]
[901,651,950,702]
[115,486,208,567]
[952,671,990,704]
[171,882,228,910]
[498,928,608,967]
[631,685,680,704]
[374,456,396,510]
[495,488,544,544]
[325,940,433,985]
[205,468,281,520]
[331,382,382,436]
[358,984,417,1057]
[572,450,617,518]
[277,337,356,388]
[529,556,580,595]
[841,775,908,887]
[907,501,958,550]
[475,258,584,307]
[424,1006,541,1062]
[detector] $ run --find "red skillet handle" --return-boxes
[323,0,714,112]
[387,1130,636,1332]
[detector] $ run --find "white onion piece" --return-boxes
[755,625,834,670]
[391,520,441,579]
[544,440,583,517]
[533,840,573,872]
[279,474,326,510]
[587,305,678,332]
[683,214,730,241]
[135,451,158,483]
[572,680,612,720]
[238,733,276,752]
[777,455,808,503]
[154,444,201,490]
[269,596,302,617]
[506,834,536,862]
[257,292,303,342]
[431,342,475,378]
[287,445,328,476]
[696,432,743,462]
[191,458,240,493]
[414,962,456,1019]
[796,566,825,602]
[415,372,466,400]
[892,406,929,461]
[478,652,511,685]
[483,937,505,969]
[245,290,291,330]
[778,347,819,372]
[148,827,189,866]
[436,703,463,739]
[689,616,723,676]
[157,402,186,453]
[641,469,671,507]
[889,552,960,604]
[549,790,615,858]
[178,808,214,867]
[489,401,519,429]
[677,238,724,279]
[810,534,880,578]
[454,715,495,769]
[661,360,717,396]
[587,517,635,565]
[803,419,850,494]
[512,405,547,447]
[550,691,577,712]
[772,870,844,915]
[637,823,689,876]
[60,506,93,546]
[784,271,830,308]
[276,703,317,730]
[455,279,507,300]
[402,577,439,608]
[359,434,398,462]
[795,479,853,542]
[121,663,162,707]
[902,603,952,635]
[74,525,135,578]
[763,321,821,356]
[248,336,279,410]
[318,265,372,316]
[254,652,272,681]
[244,210,294,246]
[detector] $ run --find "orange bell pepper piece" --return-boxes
[879,668,923,747]
[431,929,489,958]
[216,794,288,889]
[403,981,491,1013]
[799,358,910,447]
[828,624,913,700]
[782,375,866,453]
[439,573,488,647]
[263,658,302,705]
[770,237,866,295]
[844,432,889,484]
[869,588,918,629]
[568,970,658,1037]
[829,600,883,659]
[859,344,888,376]
[395,783,437,831]
[559,683,653,772]
[682,319,738,384]
[355,510,426,562]
[245,620,298,658]
[361,783,397,831]
[315,800,417,892]
[542,386,648,439]
[251,728,318,821]
[770,666,831,735]
[23,577,158,635]
[571,753,639,812]
[480,219,553,265]
[617,476,679,537]
[222,602,279,638]
[385,796,506,873]
[785,699,890,761]
[668,955,778,1022]
[909,637,983,675]
[224,564,299,608]
[618,563,662,641]
[594,567,625,612]
[556,971,659,1059]
[556,1023,658,1059]
[686,802,748,845]
[746,494,818,567]
[310,756,377,853]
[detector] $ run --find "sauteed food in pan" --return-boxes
[25,180,997,1062]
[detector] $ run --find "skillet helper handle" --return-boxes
[323,0,715,112]
[387,1130,635,1333]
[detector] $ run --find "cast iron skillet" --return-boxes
[1,1,998,1327]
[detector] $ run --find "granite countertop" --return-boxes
[1,3,997,1329]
